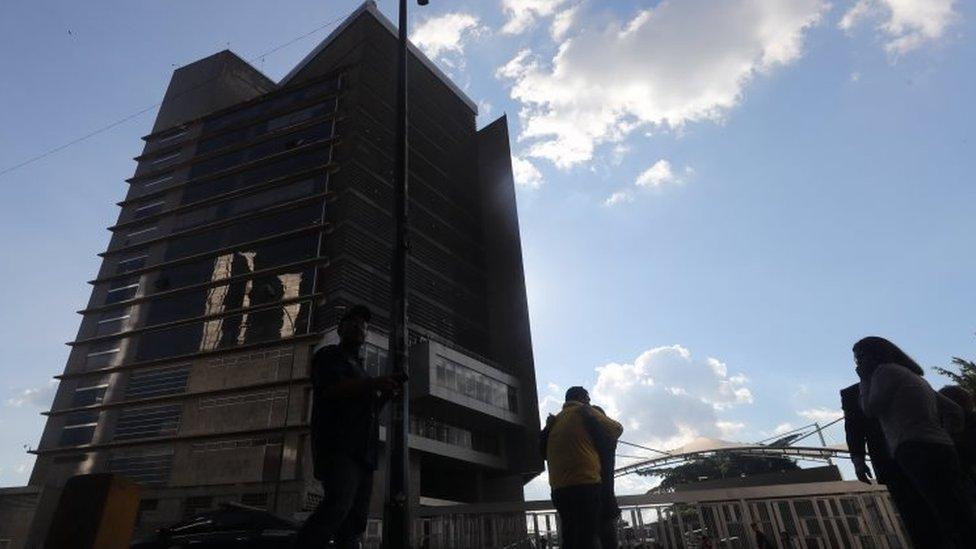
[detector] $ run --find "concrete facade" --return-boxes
[12,3,541,546]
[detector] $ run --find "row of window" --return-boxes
[163,201,323,262]
[408,415,500,455]
[83,301,312,369]
[202,76,339,133]
[433,355,519,414]
[131,140,330,202]
[112,194,322,265]
[122,175,323,238]
[197,98,336,155]
[108,232,319,305]
[188,122,334,180]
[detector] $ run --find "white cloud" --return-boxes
[538,382,564,419]
[524,467,551,500]
[15,457,35,476]
[497,0,828,168]
[590,344,756,496]
[6,380,57,408]
[603,190,633,207]
[773,422,796,435]
[477,99,493,119]
[551,5,579,41]
[635,159,675,188]
[411,12,485,68]
[512,155,544,188]
[717,420,747,438]
[839,0,957,55]
[798,407,844,424]
[529,346,754,495]
[592,344,753,454]
[501,0,570,35]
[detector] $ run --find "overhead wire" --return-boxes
[618,440,671,456]
[0,13,348,179]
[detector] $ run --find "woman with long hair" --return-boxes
[855,336,976,547]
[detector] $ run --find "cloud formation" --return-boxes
[798,407,844,424]
[526,347,753,496]
[839,0,957,55]
[6,380,57,408]
[603,190,633,207]
[635,159,676,188]
[591,345,753,453]
[500,0,571,35]
[512,155,544,188]
[497,0,828,168]
[411,12,485,68]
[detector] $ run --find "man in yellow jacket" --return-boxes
[542,386,623,548]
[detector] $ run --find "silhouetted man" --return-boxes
[294,305,404,549]
[542,386,623,549]
[841,382,938,547]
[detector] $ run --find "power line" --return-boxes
[0,14,346,179]
[616,453,658,460]
[618,440,671,456]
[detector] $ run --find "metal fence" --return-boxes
[359,480,909,548]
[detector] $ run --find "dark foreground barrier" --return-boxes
[44,474,141,549]
[130,502,297,548]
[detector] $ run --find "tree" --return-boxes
[934,357,976,396]
[641,453,800,492]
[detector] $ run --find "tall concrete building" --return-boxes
[19,2,541,544]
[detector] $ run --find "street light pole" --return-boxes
[383,0,413,546]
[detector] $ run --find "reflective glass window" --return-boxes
[181,149,330,205]
[196,98,336,154]
[432,356,518,413]
[141,173,174,190]
[72,384,108,407]
[152,233,318,293]
[133,201,165,219]
[134,301,312,362]
[96,309,131,336]
[173,177,319,231]
[86,340,121,369]
[124,225,158,246]
[201,77,338,133]
[189,124,333,179]
[163,202,322,261]
[60,410,100,446]
[60,425,96,446]
[105,278,139,304]
[144,267,314,327]
[116,255,147,275]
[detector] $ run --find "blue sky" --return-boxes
[0,0,973,495]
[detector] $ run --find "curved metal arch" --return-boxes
[614,445,852,477]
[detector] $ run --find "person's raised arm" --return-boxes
[592,406,624,440]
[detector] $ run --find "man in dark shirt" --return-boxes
[294,305,403,549]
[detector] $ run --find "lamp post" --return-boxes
[383,0,422,546]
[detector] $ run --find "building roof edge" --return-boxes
[278,1,478,113]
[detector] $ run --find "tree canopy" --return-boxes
[934,357,976,396]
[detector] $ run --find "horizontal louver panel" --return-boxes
[114,404,182,441]
[107,451,174,486]
[125,365,190,399]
